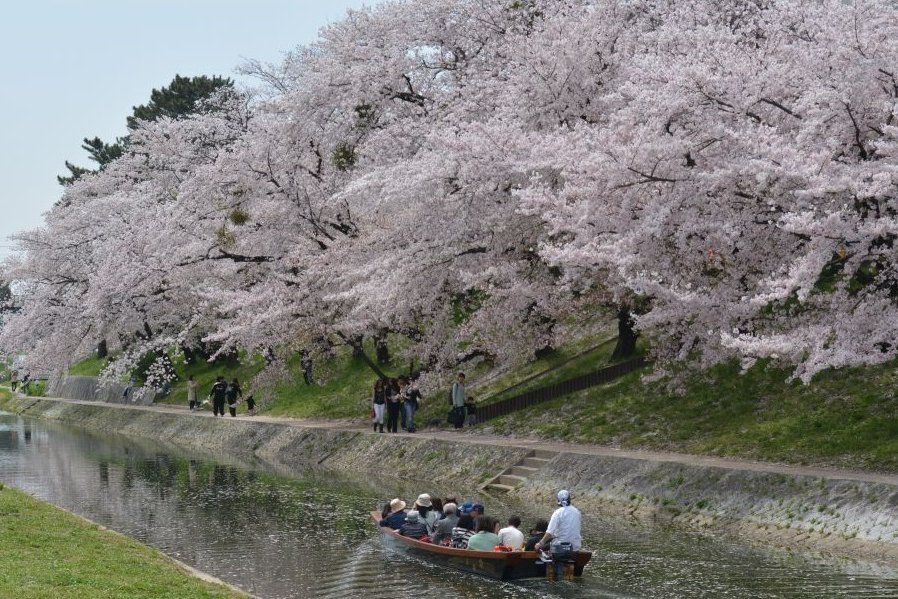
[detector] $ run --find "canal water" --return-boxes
[1,412,897,598]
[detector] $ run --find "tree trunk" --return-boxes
[338,333,387,379]
[611,305,638,361]
[96,339,108,359]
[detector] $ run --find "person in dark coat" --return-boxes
[226,378,242,417]
[525,519,549,551]
[209,376,228,417]
[379,498,407,530]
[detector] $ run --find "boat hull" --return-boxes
[371,511,591,580]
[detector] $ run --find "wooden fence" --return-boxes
[476,356,648,423]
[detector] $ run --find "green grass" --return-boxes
[0,486,245,598]
[484,358,898,472]
[154,356,265,412]
[68,355,108,377]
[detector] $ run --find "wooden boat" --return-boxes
[371,511,592,580]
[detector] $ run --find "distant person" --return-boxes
[405,376,421,432]
[465,396,477,426]
[497,515,526,550]
[10,370,18,393]
[245,394,256,415]
[122,376,134,401]
[20,374,32,395]
[187,375,198,411]
[209,376,228,417]
[525,519,549,551]
[466,516,500,551]
[372,379,386,433]
[399,510,429,538]
[430,502,458,545]
[451,372,466,429]
[379,498,407,530]
[385,378,401,433]
[226,378,243,417]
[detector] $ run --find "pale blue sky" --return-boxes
[0,0,379,258]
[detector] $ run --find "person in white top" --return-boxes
[497,515,526,550]
[533,489,582,552]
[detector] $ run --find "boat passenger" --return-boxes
[449,514,476,548]
[470,502,485,527]
[533,490,582,552]
[379,498,407,530]
[497,515,526,550]
[414,494,439,532]
[466,516,500,551]
[430,497,444,516]
[399,510,429,538]
[430,502,458,545]
[524,519,549,551]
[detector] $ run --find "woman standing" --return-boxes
[372,379,386,433]
[187,375,198,411]
[386,378,401,433]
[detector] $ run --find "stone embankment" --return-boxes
[4,395,898,565]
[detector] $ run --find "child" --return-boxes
[465,396,477,426]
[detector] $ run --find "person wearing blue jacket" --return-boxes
[379,498,407,529]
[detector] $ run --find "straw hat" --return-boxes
[389,498,407,512]
[414,493,432,508]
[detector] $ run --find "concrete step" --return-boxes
[497,474,527,486]
[522,457,551,469]
[484,483,516,493]
[509,466,539,477]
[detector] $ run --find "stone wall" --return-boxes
[47,374,156,405]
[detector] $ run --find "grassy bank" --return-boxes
[64,332,898,473]
[484,358,898,472]
[0,486,245,599]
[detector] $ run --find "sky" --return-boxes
[0,0,380,259]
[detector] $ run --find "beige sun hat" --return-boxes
[414,493,433,508]
[389,498,407,512]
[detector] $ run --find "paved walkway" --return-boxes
[13,393,898,486]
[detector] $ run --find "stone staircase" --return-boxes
[481,449,558,493]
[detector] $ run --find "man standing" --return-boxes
[209,376,228,417]
[451,372,466,429]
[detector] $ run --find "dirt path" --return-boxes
[14,393,898,486]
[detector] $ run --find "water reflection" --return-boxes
[0,412,897,598]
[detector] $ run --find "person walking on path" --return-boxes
[372,379,386,432]
[209,376,228,417]
[386,378,401,433]
[187,376,198,411]
[226,378,243,417]
[245,394,256,415]
[10,370,18,393]
[451,372,466,429]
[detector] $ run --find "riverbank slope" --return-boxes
[0,484,248,599]
[4,393,898,567]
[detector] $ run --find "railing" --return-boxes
[476,356,648,423]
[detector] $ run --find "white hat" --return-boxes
[389,498,407,512]
[415,493,433,508]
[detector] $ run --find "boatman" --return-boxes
[533,489,582,581]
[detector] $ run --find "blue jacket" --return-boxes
[379,511,407,530]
